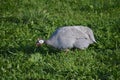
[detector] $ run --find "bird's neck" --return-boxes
[44,40,52,45]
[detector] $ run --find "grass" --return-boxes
[0,0,120,79]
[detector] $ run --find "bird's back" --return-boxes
[49,26,88,39]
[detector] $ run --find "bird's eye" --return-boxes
[39,40,44,44]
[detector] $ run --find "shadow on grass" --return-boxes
[0,44,60,55]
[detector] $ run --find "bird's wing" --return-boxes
[71,27,89,40]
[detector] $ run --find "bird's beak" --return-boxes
[36,43,41,47]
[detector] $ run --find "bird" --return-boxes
[36,26,96,50]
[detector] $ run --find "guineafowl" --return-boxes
[36,26,96,50]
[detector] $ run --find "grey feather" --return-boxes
[45,26,96,50]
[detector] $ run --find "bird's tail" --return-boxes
[87,28,96,43]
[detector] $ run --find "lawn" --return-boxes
[0,0,120,79]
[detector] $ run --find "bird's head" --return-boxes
[36,38,45,47]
